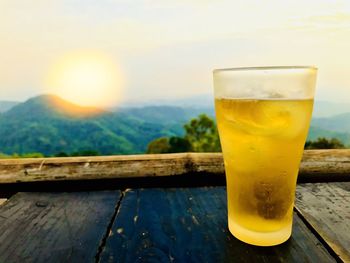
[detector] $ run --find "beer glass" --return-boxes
[213,66,317,246]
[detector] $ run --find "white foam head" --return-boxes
[213,66,317,100]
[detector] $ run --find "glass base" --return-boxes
[228,217,292,246]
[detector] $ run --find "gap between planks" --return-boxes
[295,183,350,263]
[95,186,345,263]
[95,189,126,263]
[99,187,337,263]
[294,207,343,263]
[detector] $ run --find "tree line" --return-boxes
[147,114,221,153]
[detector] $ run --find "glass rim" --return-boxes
[213,65,317,73]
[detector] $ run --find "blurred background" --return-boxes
[0,0,349,157]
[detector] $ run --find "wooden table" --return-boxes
[0,151,349,262]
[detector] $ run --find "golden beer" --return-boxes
[215,98,314,246]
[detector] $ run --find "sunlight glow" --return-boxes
[45,51,123,107]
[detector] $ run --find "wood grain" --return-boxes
[296,182,350,263]
[0,153,223,184]
[0,191,121,263]
[300,150,350,182]
[0,150,349,184]
[100,187,336,263]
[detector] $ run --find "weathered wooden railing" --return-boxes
[0,149,349,184]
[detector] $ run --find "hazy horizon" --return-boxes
[4,92,350,119]
[0,92,350,106]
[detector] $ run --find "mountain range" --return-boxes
[4,95,350,117]
[0,94,349,156]
[119,94,350,118]
[0,95,213,156]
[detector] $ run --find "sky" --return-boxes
[1,0,350,106]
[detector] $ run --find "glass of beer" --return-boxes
[213,66,317,246]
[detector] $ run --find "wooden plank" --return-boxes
[296,182,350,263]
[100,187,336,263]
[0,153,223,184]
[299,150,350,182]
[0,191,121,263]
[0,150,350,184]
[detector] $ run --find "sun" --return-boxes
[45,51,123,107]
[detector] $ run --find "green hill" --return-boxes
[312,113,350,133]
[118,105,214,124]
[309,113,350,145]
[307,126,350,145]
[0,95,184,156]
